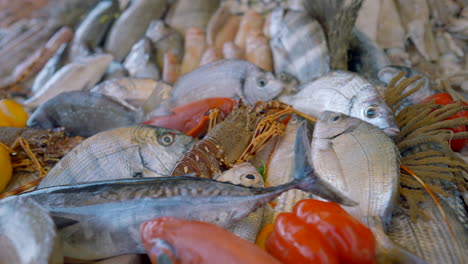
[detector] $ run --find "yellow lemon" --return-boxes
[0,145,12,193]
[0,99,29,127]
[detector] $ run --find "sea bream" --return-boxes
[170,59,285,106]
[38,126,195,188]
[269,8,330,84]
[311,111,424,263]
[21,121,355,260]
[279,70,399,136]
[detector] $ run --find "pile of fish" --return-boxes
[0,0,467,263]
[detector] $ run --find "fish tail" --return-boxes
[293,120,357,206]
[368,216,427,264]
[304,0,363,70]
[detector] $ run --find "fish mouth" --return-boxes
[383,127,400,136]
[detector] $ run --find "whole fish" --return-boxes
[140,217,281,264]
[145,20,184,69]
[180,27,207,75]
[23,54,113,109]
[31,43,68,94]
[91,77,159,111]
[269,8,329,84]
[279,70,399,136]
[38,126,195,188]
[171,59,284,106]
[104,0,167,61]
[69,0,119,60]
[311,111,424,263]
[27,91,141,137]
[0,196,62,264]
[165,0,220,35]
[123,38,160,80]
[22,123,355,260]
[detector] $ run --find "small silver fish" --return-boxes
[38,126,195,188]
[0,196,62,264]
[170,59,284,106]
[145,20,184,69]
[22,122,355,260]
[123,38,160,80]
[91,77,160,111]
[27,91,141,137]
[24,54,113,109]
[165,0,220,35]
[104,0,167,60]
[269,8,330,84]
[280,70,399,136]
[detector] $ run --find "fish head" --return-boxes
[277,72,300,94]
[351,88,400,136]
[244,70,284,104]
[314,111,362,139]
[136,126,195,152]
[217,162,264,188]
[27,108,55,129]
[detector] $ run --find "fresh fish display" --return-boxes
[206,2,232,48]
[269,8,329,84]
[31,43,68,94]
[246,31,273,72]
[311,111,424,263]
[235,11,264,55]
[199,46,222,66]
[38,126,195,188]
[165,0,220,35]
[69,0,119,60]
[214,16,241,55]
[27,91,141,137]
[180,27,207,75]
[23,54,113,108]
[123,38,160,80]
[91,77,159,111]
[222,41,243,59]
[103,60,129,80]
[279,70,399,136]
[140,217,281,263]
[21,125,355,260]
[145,21,184,71]
[171,59,284,106]
[104,0,167,61]
[0,196,62,264]
[162,52,181,84]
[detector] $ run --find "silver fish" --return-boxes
[104,0,167,61]
[69,0,119,59]
[31,42,68,94]
[91,77,160,111]
[22,123,355,260]
[279,70,399,136]
[0,196,62,264]
[165,0,220,35]
[27,91,141,137]
[145,20,184,69]
[269,8,329,84]
[311,111,424,263]
[38,126,195,188]
[123,38,160,80]
[23,54,113,109]
[170,59,284,106]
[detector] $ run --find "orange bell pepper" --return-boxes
[0,99,29,127]
[266,199,376,264]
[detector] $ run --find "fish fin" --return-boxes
[150,238,179,264]
[304,0,363,70]
[367,216,427,264]
[293,121,357,206]
[52,215,79,229]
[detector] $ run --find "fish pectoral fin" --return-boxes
[367,216,427,264]
[306,176,358,207]
[52,215,79,229]
[151,238,179,264]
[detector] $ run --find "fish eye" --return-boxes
[330,114,342,123]
[278,72,289,82]
[257,77,268,87]
[245,174,256,180]
[159,132,175,146]
[365,106,379,118]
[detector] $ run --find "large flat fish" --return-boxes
[269,8,329,84]
[279,70,399,136]
[170,59,284,106]
[104,0,167,60]
[22,122,355,260]
[0,196,62,264]
[23,54,113,109]
[38,126,195,188]
[27,91,141,137]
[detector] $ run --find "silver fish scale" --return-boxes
[270,10,329,84]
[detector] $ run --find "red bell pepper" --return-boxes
[421,93,468,151]
[266,199,376,264]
